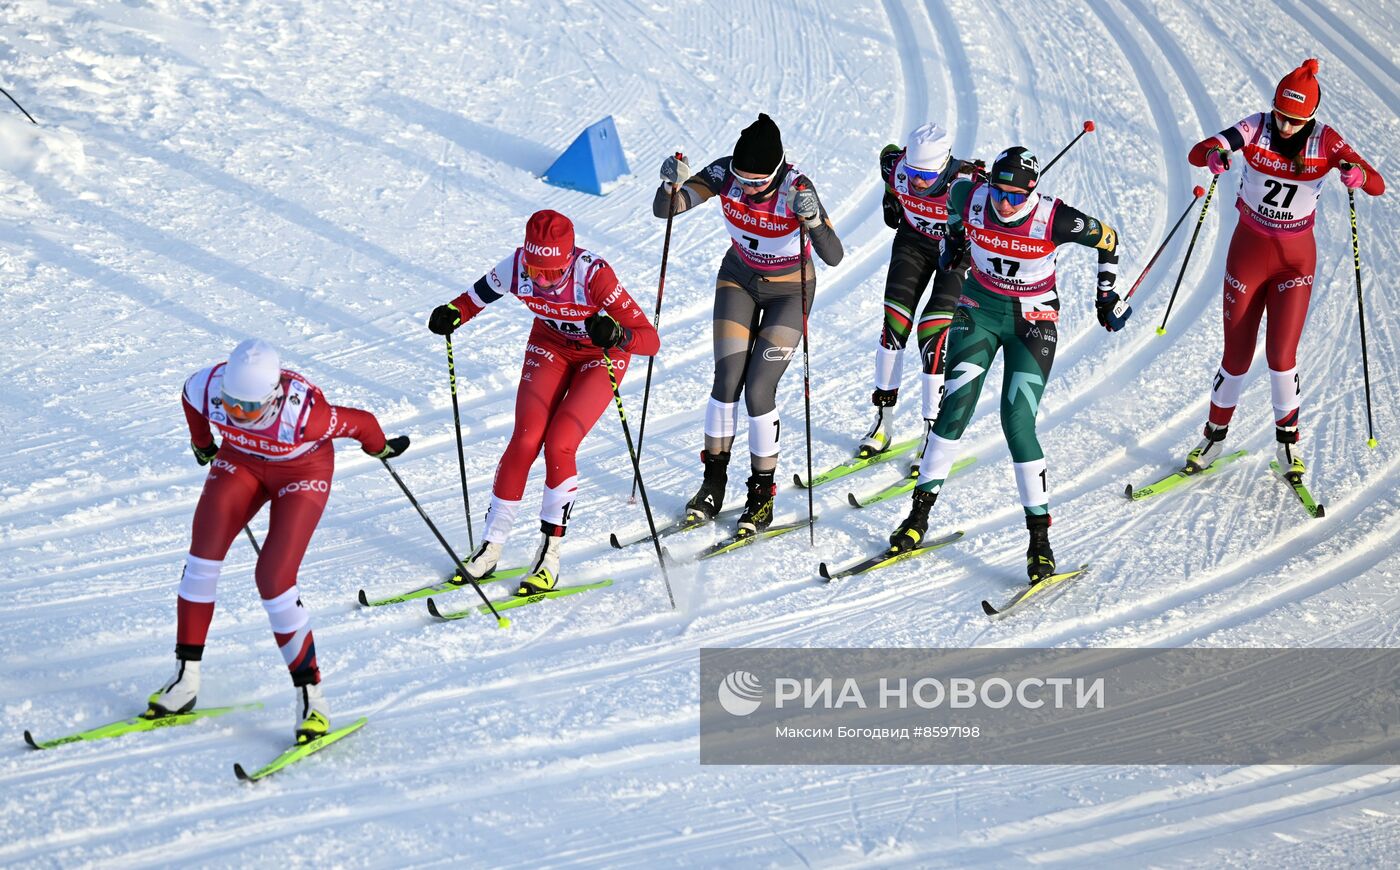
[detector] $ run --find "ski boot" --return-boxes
[1185,422,1228,472]
[1026,514,1056,585]
[517,523,564,595]
[685,450,730,521]
[857,388,899,458]
[295,680,331,745]
[1276,426,1306,483]
[889,487,938,552]
[736,470,776,535]
[453,540,503,585]
[146,656,200,718]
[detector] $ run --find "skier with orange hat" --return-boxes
[1183,59,1384,489]
[428,210,660,593]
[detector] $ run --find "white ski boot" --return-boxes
[295,681,331,744]
[1185,422,1228,472]
[858,389,899,458]
[517,527,564,596]
[455,540,503,584]
[1276,432,1306,482]
[147,659,200,718]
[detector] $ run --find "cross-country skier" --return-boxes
[428,209,659,593]
[1183,59,1384,484]
[149,338,409,742]
[888,146,1127,582]
[653,113,844,535]
[861,122,985,457]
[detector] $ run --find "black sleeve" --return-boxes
[879,146,903,228]
[1051,202,1120,291]
[1219,126,1247,152]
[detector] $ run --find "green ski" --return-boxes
[357,566,527,607]
[847,456,977,508]
[1269,461,1326,518]
[1125,450,1248,500]
[794,436,923,489]
[698,519,812,560]
[24,703,263,750]
[234,716,367,782]
[426,579,615,620]
[982,564,1090,618]
[819,530,965,581]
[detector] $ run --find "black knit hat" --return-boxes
[990,146,1040,191]
[732,113,784,175]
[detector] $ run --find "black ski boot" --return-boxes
[889,487,939,552]
[685,450,730,521]
[737,470,776,535]
[1026,514,1056,585]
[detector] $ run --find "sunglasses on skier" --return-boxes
[733,159,783,188]
[905,164,941,185]
[989,185,1031,207]
[526,263,569,287]
[1271,109,1309,131]
[221,390,279,425]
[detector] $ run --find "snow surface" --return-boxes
[2,0,1399,865]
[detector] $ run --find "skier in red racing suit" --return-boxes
[1183,58,1384,485]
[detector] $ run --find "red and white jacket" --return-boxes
[1189,113,1384,236]
[183,364,387,462]
[450,248,660,354]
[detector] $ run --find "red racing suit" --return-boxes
[178,363,387,685]
[447,246,659,543]
[1188,113,1384,434]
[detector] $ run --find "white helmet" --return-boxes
[221,338,283,426]
[905,123,952,172]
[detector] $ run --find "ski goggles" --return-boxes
[221,390,278,425]
[525,263,569,288]
[732,159,783,188]
[1271,109,1309,130]
[904,164,941,185]
[989,185,1031,207]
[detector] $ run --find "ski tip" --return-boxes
[792,473,806,488]
[980,600,999,616]
[847,493,861,508]
[1315,504,1327,518]
[23,730,41,750]
[233,762,252,782]
[818,562,831,581]
[1123,483,1134,499]
[425,598,442,618]
[609,533,623,550]
[356,589,369,607]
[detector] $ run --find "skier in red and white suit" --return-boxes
[1184,58,1384,481]
[147,338,408,743]
[428,210,660,594]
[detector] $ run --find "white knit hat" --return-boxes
[905,123,952,172]
[223,338,282,402]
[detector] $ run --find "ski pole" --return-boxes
[378,458,508,627]
[445,335,476,550]
[243,526,262,556]
[798,217,816,545]
[1345,179,1378,448]
[631,151,684,502]
[601,349,677,610]
[0,85,36,125]
[1157,175,1219,334]
[1122,185,1206,304]
[1040,120,1094,175]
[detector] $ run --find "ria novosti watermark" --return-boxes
[699,648,1400,765]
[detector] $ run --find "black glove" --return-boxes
[939,232,970,272]
[192,441,218,466]
[1096,288,1132,332]
[881,192,902,229]
[584,313,631,350]
[368,435,410,460]
[428,304,461,336]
